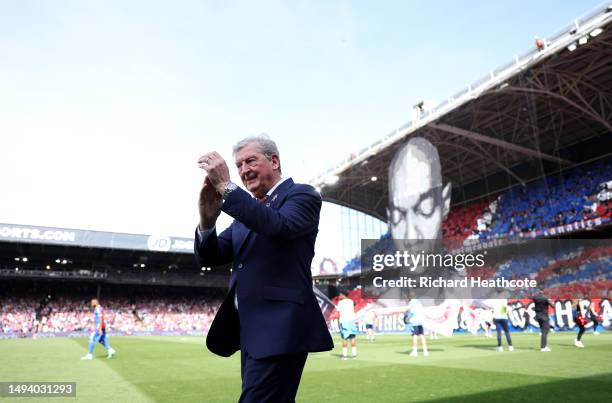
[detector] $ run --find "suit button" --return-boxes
[238,264,243,269]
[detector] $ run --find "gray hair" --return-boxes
[232,133,282,173]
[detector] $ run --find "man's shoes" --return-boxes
[508,346,514,352]
[541,347,551,352]
[574,339,584,348]
[81,353,93,360]
[341,356,348,360]
[409,350,418,357]
[423,350,429,357]
[107,348,116,359]
[496,346,503,352]
[594,331,600,335]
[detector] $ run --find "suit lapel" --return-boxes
[234,178,294,256]
[266,178,293,209]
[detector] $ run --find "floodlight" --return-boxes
[325,175,340,185]
[590,27,603,37]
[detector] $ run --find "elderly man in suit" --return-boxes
[195,134,333,403]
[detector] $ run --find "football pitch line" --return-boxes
[0,337,150,403]
[0,333,610,402]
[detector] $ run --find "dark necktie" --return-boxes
[257,195,268,204]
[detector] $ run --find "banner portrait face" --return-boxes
[388,138,451,252]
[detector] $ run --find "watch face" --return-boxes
[224,183,237,198]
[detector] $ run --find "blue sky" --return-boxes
[0,0,604,266]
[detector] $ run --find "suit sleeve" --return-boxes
[194,223,234,266]
[221,185,321,240]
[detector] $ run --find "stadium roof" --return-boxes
[0,223,231,288]
[0,222,193,254]
[311,3,612,221]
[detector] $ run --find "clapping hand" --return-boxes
[198,175,223,230]
[198,151,230,195]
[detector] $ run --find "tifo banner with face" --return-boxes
[339,137,611,302]
[327,298,612,335]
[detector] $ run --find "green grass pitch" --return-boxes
[1,332,611,402]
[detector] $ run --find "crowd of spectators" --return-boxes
[341,232,392,276]
[442,200,491,243]
[440,159,612,244]
[583,179,612,221]
[477,159,612,240]
[0,295,221,337]
[490,243,612,299]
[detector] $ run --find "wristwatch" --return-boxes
[223,182,238,201]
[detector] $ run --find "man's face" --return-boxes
[388,147,447,251]
[234,142,280,198]
[90,299,98,308]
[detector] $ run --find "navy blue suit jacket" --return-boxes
[195,178,333,359]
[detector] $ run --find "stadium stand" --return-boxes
[1,295,221,337]
[479,158,612,240]
[443,199,491,243]
[0,282,223,338]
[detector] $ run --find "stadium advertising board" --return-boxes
[328,298,611,336]
[0,223,193,253]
